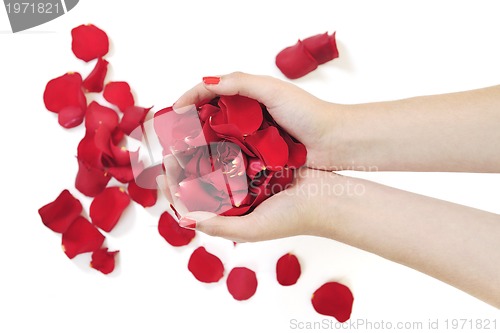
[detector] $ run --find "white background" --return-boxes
[1,1,499,332]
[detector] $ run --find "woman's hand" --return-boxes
[175,72,345,170]
[174,168,347,243]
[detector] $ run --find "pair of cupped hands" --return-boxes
[160,72,352,243]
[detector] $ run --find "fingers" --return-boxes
[175,72,290,110]
[174,82,217,108]
[177,190,305,242]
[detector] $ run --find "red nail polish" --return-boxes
[203,76,220,85]
[179,217,197,229]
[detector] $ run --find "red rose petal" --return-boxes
[311,282,354,322]
[226,267,258,301]
[83,58,109,92]
[302,32,339,65]
[90,187,130,232]
[43,72,86,113]
[85,101,119,133]
[119,106,151,135]
[103,81,134,112]
[276,253,301,286]
[198,103,220,123]
[107,165,134,183]
[62,216,105,259]
[158,212,195,247]
[134,164,163,190]
[90,248,118,274]
[218,95,263,135]
[128,179,157,208]
[71,24,109,62]
[75,159,111,197]
[58,106,86,128]
[38,189,82,233]
[178,177,222,213]
[188,246,224,283]
[275,40,318,79]
[282,133,307,169]
[245,127,289,171]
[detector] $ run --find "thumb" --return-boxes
[174,72,290,110]
[201,72,286,109]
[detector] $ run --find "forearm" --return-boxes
[319,176,500,307]
[331,85,500,172]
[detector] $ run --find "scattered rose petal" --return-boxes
[128,179,157,208]
[188,247,224,283]
[71,24,109,62]
[38,189,82,233]
[275,40,318,79]
[62,216,105,259]
[107,165,134,183]
[226,267,258,301]
[302,32,339,65]
[120,105,151,135]
[158,212,195,247]
[311,282,354,322]
[276,32,339,79]
[75,159,111,197]
[85,101,119,133]
[276,253,301,286]
[103,81,134,112]
[91,248,118,274]
[90,187,130,232]
[58,106,86,128]
[83,58,109,92]
[43,72,86,113]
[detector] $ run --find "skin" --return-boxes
[169,72,500,308]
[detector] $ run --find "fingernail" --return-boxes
[203,76,220,85]
[179,217,197,229]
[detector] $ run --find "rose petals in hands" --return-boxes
[62,216,105,259]
[90,187,130,232]
[245,127,289,171]
[311,282,354,322]
[103,81,134,112]
[158,212,195,247]
[276,32,339,79]
[91,248,119,274]
[188,246,224,283]
[38,189,82,233]
[226,267,258,301]
[276,253,301,286]
[71,24,109,62]
[218,95,263,135]
[83,58,109,93]
[128,179,157,208]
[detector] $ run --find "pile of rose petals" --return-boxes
[154,96,307,217]
[276,32,339,79]
[39,24,354,322]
